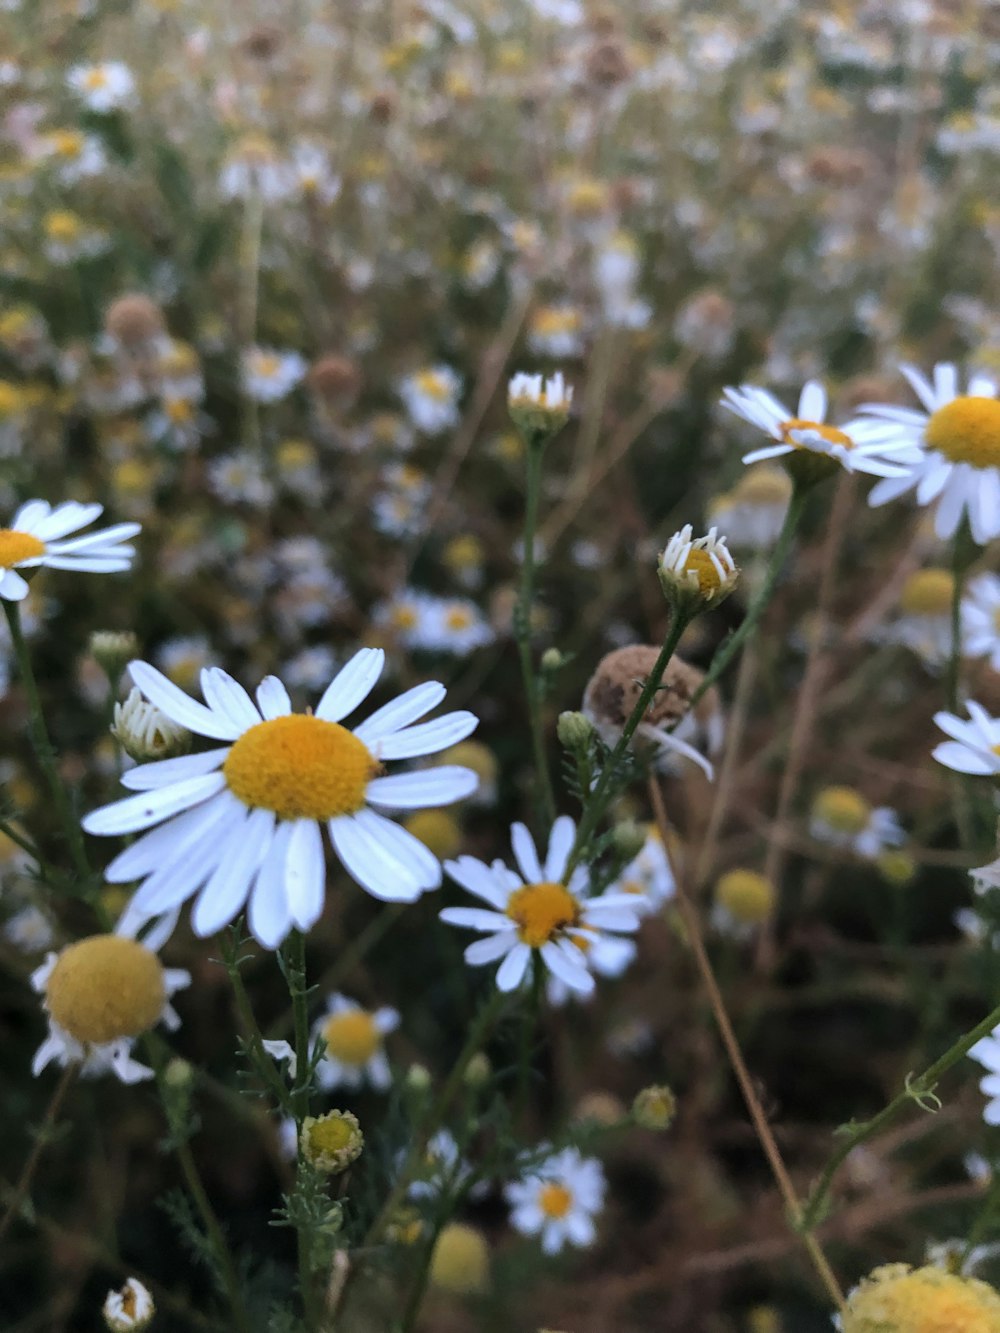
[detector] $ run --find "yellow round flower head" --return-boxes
[429,1222,490,1295]
[898,569,954,617]
[842,1262,1000,1333]
[301,1110,363,1175]
[403,809,462,860]
[715,869,775,925]
[45,935,165,1045]
[812,785,872,836]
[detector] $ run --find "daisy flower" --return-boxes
[398,366,462,434]
[32,923,189,1085]
[932,702,1000,776]
[82,649,479,949]
[505,1147,605,1254]
[241,347,307,403]
[721,380,918,477]
[962,572,1000,671]
[313,993,399,1091]
[0,500,140,601]
[402,1128,486,1201]
[102,1277,154,1331]
[967,1025,1000,1126]
[440,816,641,995]
[610,825,676,915]
[809,786,905,860]
[864,363,1000,543]
[67,62,135,112]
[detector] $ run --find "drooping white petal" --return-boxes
[351,808,441,888]
[191,807,275,936]
[328,815,426,901]
[353,681,447,744]
[248,821,296,948]
[285,818,326,930]
[126,660,243,741]
[496,941,531,990]
[465,932,518,964]
[315,647,385,722]
[104,791,240,881]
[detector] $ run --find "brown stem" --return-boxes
[0,1063,76,1244]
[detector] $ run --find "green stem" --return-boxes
[0,1062,75,1246]
[516,953,543,1121]
[516,441,556,825]
[963,1168,1000,1264]
[223,939,295,1115]
[283,929,321,1328]
[687,483,808,713]
[3,599,92,884]
[947,520,973,714]
[802,997,1000,1231]
[173,1135,252,1333]
[565,608,694,877]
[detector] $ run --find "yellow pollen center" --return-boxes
[252,354,282,378]
[899,568,954,616]
[506,881,579,948]
[539,1182,573,1218]
[415,371,449,401]
[84,69,110,90]
[925,395,1000,468]
[223,714,376,821]
[445,608,474,630]
[813,785,871,834]
[683,547,723,596]
[0,528,45,567]
[45,935,165,1045]
[121,1287,137,1317]
[165,397,194,425]
[307,1114,354,1155]
[715,870,775,925]
[392,607,418,630]
[779,418,853,451]
[322,1009,380,1065]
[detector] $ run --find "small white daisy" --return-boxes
[864,363,1000,543]
[609,826,676,915]
[0,499,140,601]
[932,702,1000,776]
[313,993,399,1091]
[83,650,479,949]
[32,922,189,1085]
[721,379,918,477]
[102,1277,154,1331]
[809,786,905,860]
[440,816,641,995]
[241,347,307,403]
[658,524,739,610]
[505,1146,605,1254]
[67,62,135,112]
[403,1128,485,1201]
[969,1026,1000,1126]
[399,366,462,435]
[963,572,1000,671]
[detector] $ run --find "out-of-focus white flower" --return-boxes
[969,1026,1000,1126]
[505,1147,604,1254]
[313,993,399,1091]
[399,366,462,434]
[963,572,1000,671]
[102,1277,154,1331]
[68,62,135,112]
[0,500,139,602]
[241,347,307,403]
[809,786,905,860]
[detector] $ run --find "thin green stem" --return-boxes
[0,1062,75,1245]
[224,941,294,1115]
[283,929,322,1328]
[687,484,808,713]
[4,599,91,884]
[516,953,543,1121]
[173,1135,252,1333]
[565,608,694,877]
[963,1168,1000,1264]
[947,520,973,714]
[516,441,556,826]
[802,996,1000,1231]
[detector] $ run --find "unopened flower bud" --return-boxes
[90,630,139,682]
[406,1062,431,1092]
[301,1110,363,1174]
[464,1052,491,1087]
[658,524,739,614]
[507,370,573,442]
[612,820,646,863]
[102,1277,154,1331]
[541,647,566,672]
[633,1084,677,1130]
[429,1222,490,1294]
[164,1057,193,1089]
[113,687,190,762]
[557,710,594,750]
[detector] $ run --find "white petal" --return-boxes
[0,568,30,599]
[104,792,239,881]
[82,771,227,836]
[544,816,576,880]
[191,808,274,936]
[373,711,478,760]
[30,501,103,539]
[741,444,792,465]
[933,741,999,775]
[199,666,261,732]
[120,748,229,791]
[352,808,441,888]
[541,939,594,993]
[510,822,543,883]
[439,906,510,930]
[12,498,54,533]
[127,660,242,741]
[353,680,447,744]
[285,818,326,930]
[496,942,531,990]
[328,814,426,901]
[366,767,477,809]
[248,821,296,949]
[315,647,385,722]
[797,380,827,421]
[126,804,239,916]
[256,676,292,719]
[465,932,517,964]
[444,855,509,907]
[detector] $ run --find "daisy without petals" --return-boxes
[505,1146,605,1255]
[83,649,479,949]
[932,701,1000,776]
[440,815,641,995]
[722,380,918,478]
[0,500,140,601]
[865,363,1000,543]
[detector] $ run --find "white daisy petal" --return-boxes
[373,711,478,760]
[465,931,518,964]
[544,815,576,880]
[82,771,227,836]
[353,681,447,744]
[328,815,426,901]
[315,647,385,722]
[0,568,30,599]
[496,942,531,990]
[510,822,543,883]
[103,792,239,881]
[366,766,477,808]
[256,675,292,720]
[120,748,230,791]
[191,807,274,936]
[200,666,262,732]
[285,818,326,930]
[439,906,510,931]
[248,821,296,948]
[126,660,243,741]
[351,808,442,888]
[541,939,593,993]
[797,380,827,421]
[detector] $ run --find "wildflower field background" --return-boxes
[6,2,1000,1331]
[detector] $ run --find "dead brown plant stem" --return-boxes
[648,777,846,1315]
[757,474,854,970]
[0,1063,75,1246]
[694,643,758,888]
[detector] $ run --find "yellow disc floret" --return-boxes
[322,1009,380,1065]
[780,418,854,451]
[506,881,580,948]
[682,547,725,598]
[813,785,871,834]
[430,1223,490,1294]
[735,465,793,506]
[0,529,45,568]
[842,1261,1000,1333]
[538,1182,573,1219]
[899,568,954,617]
[715,869,775,924]
[403,809,462,859]
[926,396,1000,469]
[223,715,376,821]
[46,935,165,1044]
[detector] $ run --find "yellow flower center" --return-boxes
[899,568,954,616]
[538,1182,573,1219]
[222,714,376,821]
[0,529,45,567]
[445,607,474,631]
[735,465,793,505]
[506,881,579,948]
[779,418,853,451]
[392,606,418,630]
[403,809,462,859]
[83,68,110,90]
[164,397,194,425]
[45,212,82,242]
[307,1113,355,1155]
[251,354,282,379]
[715,869,775,925]
[813,785,871,834]
[925,396,1000,468]
[50,130,84,158]
[683,548,724,597]
[533,307,581,336]
[121,1286,138,1318]
[414,370,450,401]
[322,1009,380,1065]
[46,935,165,1045]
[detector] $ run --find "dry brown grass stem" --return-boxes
[693,642,758,889]
[648,776,847,1316]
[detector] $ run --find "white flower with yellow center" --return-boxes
[440,816,641,994]
[507,371,573,436]
[102,1277,154,1331]
[865,364,1000,543]
[399,366,462,435]
[722,380,918,477]
[658,524,738,611]
[962,572,1000,671]
[241,347,307,403]
[0,500,140,601]
[505,1147,605,1254]
[67,62,135,112]
[32,928,190,1085]
[82,650,479,949]
[610,826,675,915]
[809,785,904,860]
[313,992,399,1090]
[932,701,1000,776]
[545,930,636,1007]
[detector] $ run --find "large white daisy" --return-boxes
[83,649,479,948]
[721,380,919,477]
[440,816,641,995]
[0,499,140,601]
[864,363,1000,543]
